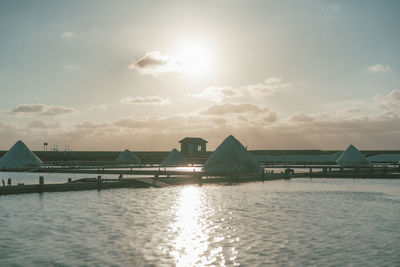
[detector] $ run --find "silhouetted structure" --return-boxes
[179,137,207,157]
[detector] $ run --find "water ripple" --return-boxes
[0,179,399,266]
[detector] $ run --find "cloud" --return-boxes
[387,90,400,100]
[192,77,290,101]
[263,112,278,123]
[192,86,242,101]
[240,77,291,96]
[88,104,108,111]
[128,51,182,76]
[60,31,76,39]
[41,106,76,116]
[120,96,171,105]
[376,111,398,120]
[289,113,315,122]
[200,102,270,115]
[368,64,392,73]
[323,99,365,116]
[323,99,364,110]
[288,112,331,123]
[9,104,76,116]
[0,121,15,130]
[2,106,400,150]
[373,89,400,111]
[343,108,362,114]
[27,120,60,129]
[75,120,111,129]
[11,104,44,113]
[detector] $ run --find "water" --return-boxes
[1,179,399,266]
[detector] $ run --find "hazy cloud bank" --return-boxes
[1,99,400,150]
[9,104,76,116]
[374,90,400,111]
[192,77,291,101]
[3,110,398,150]
[120,96,171,105]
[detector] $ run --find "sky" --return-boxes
[0,0,399,151]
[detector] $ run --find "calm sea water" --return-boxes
[1,179,399,266]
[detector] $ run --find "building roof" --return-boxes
[336,144,370,167]
[115,149,141,164]
[0,140,43,169]
[204,135,261,174]
[179,137,208,143]
[160,149,188,166]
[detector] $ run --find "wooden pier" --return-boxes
[0,170,276,195]
[1,167,399,196]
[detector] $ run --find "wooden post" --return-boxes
[68,178,72,183]
[153,174,158,185]
[198,173,203,185]
[39,176,44,186]
[7,178,11,186]
[97,176,102,190]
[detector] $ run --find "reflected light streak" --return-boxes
[169,186,224,266]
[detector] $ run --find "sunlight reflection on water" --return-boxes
[1,180,399,266]
[169,186,212,266]
[168,186,237,266]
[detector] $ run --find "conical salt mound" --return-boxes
[204,135,262,174]
[160,149,188,166]
[115,149,141,164]
[0,140,43,169]
[336,144,369,167]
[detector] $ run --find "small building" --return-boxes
[179,137,207,157]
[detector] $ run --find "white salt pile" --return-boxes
[160,148,188,166]
[336,144,370,167]
[204,135,262,174]
[0,140,43,169]
[256,151,342,164]
[115,149,141,164]
[366,154,400,163]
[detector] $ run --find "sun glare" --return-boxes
[177,43,212,76]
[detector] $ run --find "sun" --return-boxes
[177,43,212,76]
